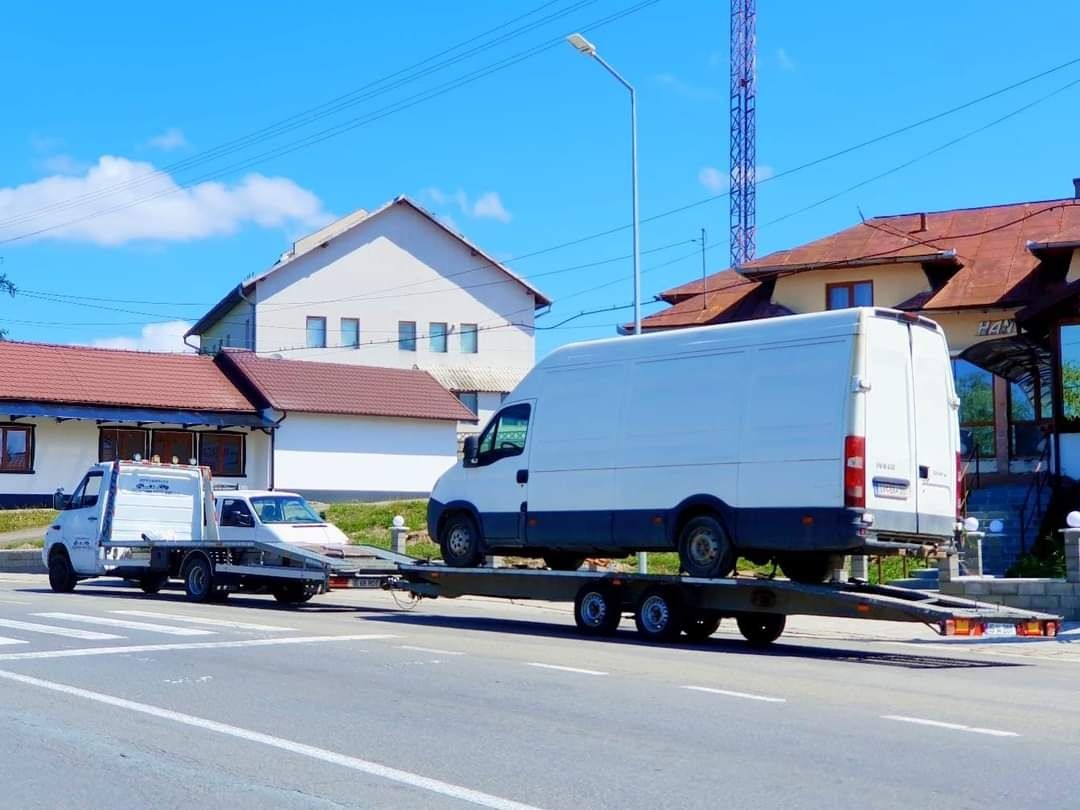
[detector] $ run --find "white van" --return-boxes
[428,308,961,582]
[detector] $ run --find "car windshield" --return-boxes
[250,496,323,524]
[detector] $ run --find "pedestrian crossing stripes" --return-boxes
[32,613,214,637]
[110,611,295,632]
[0,617,122,641]
[0,636,26,647]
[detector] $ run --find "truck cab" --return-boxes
[215,491,349,546]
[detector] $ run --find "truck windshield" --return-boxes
[250,496,323,524]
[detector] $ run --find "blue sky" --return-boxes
[2,0,1080,358]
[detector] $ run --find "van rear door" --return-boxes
[909,322,958,537]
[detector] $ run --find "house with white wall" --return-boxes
[186,195,550,436]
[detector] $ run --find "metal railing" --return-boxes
[1018,435,1052,555]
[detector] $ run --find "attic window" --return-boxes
[826,281,873,310]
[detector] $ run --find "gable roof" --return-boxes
[188,195,550,338]
[218,350,476,422]
[0,340,258,413]
[634,271,764,331]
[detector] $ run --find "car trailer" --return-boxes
[389,565,1063,645]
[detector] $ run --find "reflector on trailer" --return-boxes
[941,618,985,636]
[1016,620,1059,637]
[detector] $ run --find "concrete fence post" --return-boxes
[1063,528,1080,584]
[938,551,960,584]
[389,515,408,555]
[849,555,869,581]
[964,531,984,577]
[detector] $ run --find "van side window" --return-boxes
[475,404,531,466]
[220,499,254,528]
[68,471,103,509]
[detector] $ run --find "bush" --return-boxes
[1006,551,1065,578]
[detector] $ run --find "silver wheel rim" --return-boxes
[189,565,208,596]
[447,525,472,558]
[688,526,721,567]
[580,592,608,627]
[640,594,671,634]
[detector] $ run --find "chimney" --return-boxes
[1074,177,1080,199]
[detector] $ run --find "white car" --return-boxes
[215,490,349,546]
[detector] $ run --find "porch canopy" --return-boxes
[959,334,1052,400]
[0,400,274,429]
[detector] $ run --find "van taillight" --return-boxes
[956,451,965,518]
[844,435,866,509]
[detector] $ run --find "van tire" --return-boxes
[677,515,736,578]
[574,583,621,635]
[182,555,214,603]
[439,513,483,568]
[543,553,586,572]
[139,574,168,594]
[779,553,833,584]
[48,551,77,593]
[634,587,684,642]
[736,613,786,645]
[682,612,721,641]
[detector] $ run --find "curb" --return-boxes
[0,549,46,574]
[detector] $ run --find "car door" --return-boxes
[464,402,533,545]
[67,470,104,574]
[218,497,257,542]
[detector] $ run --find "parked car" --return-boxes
[216,490,349,546]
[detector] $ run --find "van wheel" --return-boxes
[682,612,721,641]
[439,513,482,568]
[139,574,168,594]
[182,556,214,603]
[543,553,586,572]
[736,613,786,645]
[634,587,684,642]
[678,515,736,578]
[574,583,621,635]
[779,553,833,584]
[48,551,77,593]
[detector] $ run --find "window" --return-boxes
[250,495,323,524]
[456,391,479,415]
[99,428,147,462]
[473,404,530,465]
[68,470,103,509]
[952,359,994,458]
[398,321,417,352]
[0,425,32,473]
[430,322,448,353]
[1061,323,1080,421]
[1009,382,1051,458]
[306,316,327,348]
[341,318,359,348]
[199,433,245,477]
[151,430,195,464]
[825,281,873,310]
[460,323,478,354]
[219,498,254,528]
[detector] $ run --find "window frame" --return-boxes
[198,432,246,478]
[398,321,417,352]
[340,317,360,349]
[825,280,874,310]
[470,403,531,467]
[98,427,148,463]
[0,424,34,474]
[429,321,448,353]
[150,430,196,465]
[306,316,327,349]
[460,323,478,354]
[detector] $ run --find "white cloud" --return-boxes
[148,128,188,151]
[471,191,511,223]
[36,154,89,175]
[777,48,796,71]
[0,155,330,246]
[421,187,511,224]
[655,73,721,102]
[92,320,194,353]
[698,164,776,194]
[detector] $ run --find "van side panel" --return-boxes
[910,324,958,537]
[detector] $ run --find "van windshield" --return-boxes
[250,496,323,524]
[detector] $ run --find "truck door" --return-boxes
[909,323,958,537]
[464,402,532,544]
[218,497,257,542]
[66,469,105,574]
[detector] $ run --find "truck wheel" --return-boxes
[634,586,684,642]
[182,556,214,603]
[682,612,721,641]
[272,582,317,604]
[678,515,736,578]
[544,553,586,572]
[48,551,77,593]
[736,613,786,645]
[574,582,621,635]
[139,574,169,594]
[439,513,482,568]
[779,553,832,584]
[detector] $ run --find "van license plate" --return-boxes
[873,482,909,499]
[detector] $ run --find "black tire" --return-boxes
[439,513,483,568]
[677,515,736,578]
[272,582,317,604]
[139,574,168,594]
[736,613,786,645]
[573,582,622,636]
[208,587,231,602]
[634,586,684,642]
[182,555,214,603]
[543,553,586,572]
[779,553,833,584]
[682,612,721,641]
[48,551,77,593]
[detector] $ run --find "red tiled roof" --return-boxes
[220,350,476,422]
[638,271,762,330]
[0,341,257,412]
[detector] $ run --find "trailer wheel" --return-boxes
[182,555,214,603]
[139,574,168,594]
[574,583,621,635]
[634,587,684,642]
[778,553,832,584]
[272,582,317,604]
[736,613,786,645]
[439,513,482,568]
[682,612,721,641]
[544,553,587,572]
[48,550,77,593]
[677,515,736,578]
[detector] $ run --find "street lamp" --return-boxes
[566,32,641,337]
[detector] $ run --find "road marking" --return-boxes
[881,715,1019,737]
[0,636,27,647]
[33,613,214,637]
[682,685,787,703]
[526,662,607,676]
[0,617,122,641]
[0,634,398,661]
[110,610,295,632]
[397,645,466,656]
[0,669,545,810]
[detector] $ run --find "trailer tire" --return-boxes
[736,613,786,645]
[682,612,721,641]
[272,582,317,604]
[182,555,214,603]
[544,553,586,572]
[574,582,621,635]
[634,586,684,642]
[439,513,483,568]
[48,550,77,593]
[779,553,832,584]
[139,574,168,594]
[677,515,736,578]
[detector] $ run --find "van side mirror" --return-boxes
[52,489,70,511]
[462,435,478,467]
[236,512,254,528]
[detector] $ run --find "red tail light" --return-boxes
[844,435,866,508]
[955,451,965,518]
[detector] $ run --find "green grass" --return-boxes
[0,538,44,550]
[322,500,438,559]
[0,508,57,535]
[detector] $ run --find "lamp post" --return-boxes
[568,33,644,573]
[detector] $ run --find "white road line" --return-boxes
[0,636,27,647]
[0,669,544,810]
[110,610,295,632]
[32,613,213,637]
[0,618,122,641]
[881,715,1019,738]
[681,685,787,703]
[396,645,466,656]
[0,634,398,661]
[526,662,607,676]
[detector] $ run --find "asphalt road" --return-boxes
[0,574,1076,810]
